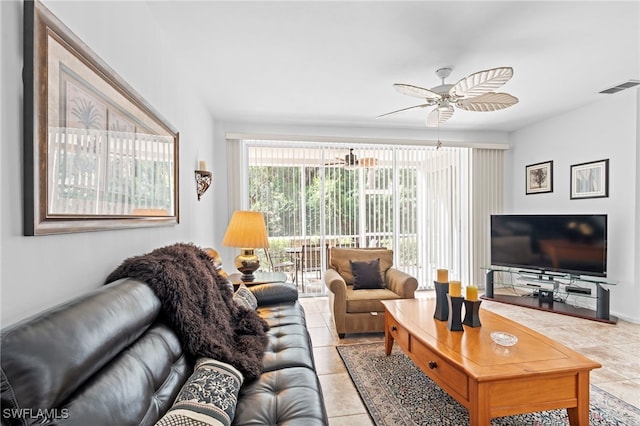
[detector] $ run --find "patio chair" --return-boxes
[264,248,295,283]
[324,247,418,337]
[301,245,322,277]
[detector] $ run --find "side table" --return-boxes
[229,271,287,290]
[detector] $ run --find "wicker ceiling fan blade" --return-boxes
[394,84,442,101]
[377,103,431,118]
[426,105,454,127]
[457,92,519,112]
[451,67,513,98]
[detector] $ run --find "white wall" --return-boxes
[506,89,639,323]
[0,0,218,326]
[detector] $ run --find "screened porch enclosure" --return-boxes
[245,141,468,295]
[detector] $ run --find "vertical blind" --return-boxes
[237,139,475,291]
[469,148,504,286]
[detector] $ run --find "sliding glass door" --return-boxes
[242,139,468,295]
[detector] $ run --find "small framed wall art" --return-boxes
[570,159,609,199]
[525,160,553,195]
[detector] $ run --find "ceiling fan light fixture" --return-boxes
[437,100,450,111]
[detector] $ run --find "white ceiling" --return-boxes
[146,1,640,132]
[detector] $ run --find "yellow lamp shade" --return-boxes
[222,211,269,249]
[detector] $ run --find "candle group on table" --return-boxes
[437,269,482,329]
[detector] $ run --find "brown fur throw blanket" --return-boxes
[105,243,269,380]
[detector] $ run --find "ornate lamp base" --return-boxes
[234,248,260,282]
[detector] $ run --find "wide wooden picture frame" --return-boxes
[24,0,179,235]
[525,160,553,194]
[570,159,609,199]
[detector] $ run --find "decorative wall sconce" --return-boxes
[195,160,212,201]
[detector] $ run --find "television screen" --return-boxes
[490,214,607,277]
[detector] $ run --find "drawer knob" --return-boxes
[428,361,438,369]
[391,326,397,331]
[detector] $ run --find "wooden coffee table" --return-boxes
[382,299,600,426]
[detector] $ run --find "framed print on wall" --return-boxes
[525,160,553,194]
[570,159,609,199]
[23,0,180,235]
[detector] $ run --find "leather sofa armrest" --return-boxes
[249,282,298,306]
[385,268,418,299]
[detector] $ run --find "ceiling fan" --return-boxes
[324,149,378,168]
[379,67,519,127]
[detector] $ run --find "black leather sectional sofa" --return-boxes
[1,277,328,425]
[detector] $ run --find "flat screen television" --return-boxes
[490,214,607,277]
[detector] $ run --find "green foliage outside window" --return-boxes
[248,162,420,269]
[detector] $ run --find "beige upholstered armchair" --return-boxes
[324,247,418,337]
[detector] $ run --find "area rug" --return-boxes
[337,343,640,426]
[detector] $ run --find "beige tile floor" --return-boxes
[298,291,640,425]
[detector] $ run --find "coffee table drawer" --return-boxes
[411,338,468,400]
[388,316,410,348]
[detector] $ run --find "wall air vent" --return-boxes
[599,80,640,94]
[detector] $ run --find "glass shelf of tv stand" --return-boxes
[481,266,617,323]
[482,267,616,298]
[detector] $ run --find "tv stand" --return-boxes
[482,267,617,324]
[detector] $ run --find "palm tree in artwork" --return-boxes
[70,98,103,130]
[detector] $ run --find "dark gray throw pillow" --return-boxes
[350,258,384,290]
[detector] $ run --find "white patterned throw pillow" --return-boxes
[155,358,244,426]
[232,284,258,310]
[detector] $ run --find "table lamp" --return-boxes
[222,210,269,282]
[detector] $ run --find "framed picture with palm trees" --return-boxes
[23,0,179,235]
[525,160,553,194]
